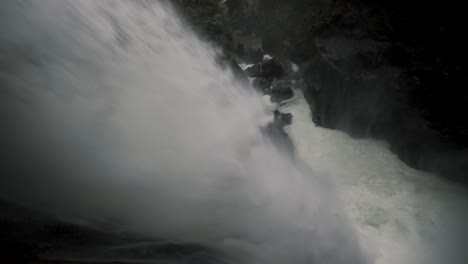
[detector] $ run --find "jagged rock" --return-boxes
[274,110,293,126]
[245,63,263,77]
[252,77,272,91]
[252,78,293,103]
[244,0,468,182]
[245,57,286,78]
[246,47,264,64]
[227,57,249,82]
[236,45,264,64]
[268,79,294,103]
[261,58,285,77]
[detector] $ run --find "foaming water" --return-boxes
[280,91,468,264]
[0,1,366,263]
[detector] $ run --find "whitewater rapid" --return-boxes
[280,91,468,264]
[0,1,466,263]
[0,1,366,263]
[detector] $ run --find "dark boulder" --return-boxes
[227,56,249,82]
[252,78,294,103]
[304,3,468,182]
[245,63,263,77]
[236,45,264,64]
[245,56,294,103]
[274,110,293,127]
[252,77,272,91]
[243,0,468,182]
[245,57,287,78]
[262,58,285,77]
[246,47,264,64]
[268,79,294,103]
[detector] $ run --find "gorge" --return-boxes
[0,1,467,264]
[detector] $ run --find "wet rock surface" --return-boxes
[245,58,287,78]
[274,110,293,127]
[245,57,295,104]
[226,0,468,182]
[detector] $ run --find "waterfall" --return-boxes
[0,1,367,263]
[280,91,468,264]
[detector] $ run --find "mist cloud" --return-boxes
[0,1,367,263]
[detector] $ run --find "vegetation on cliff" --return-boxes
[176,0,234,50]
[180,0,468,182]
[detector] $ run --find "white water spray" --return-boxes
[280,91,468,264]
[0,1,366,263]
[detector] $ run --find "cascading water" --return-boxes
[0,1,367,263]
[280,91,468,264]
[1,1,467,264]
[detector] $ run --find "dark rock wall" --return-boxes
[172,0,234,50]
[226,0,468,182]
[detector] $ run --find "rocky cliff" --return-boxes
[221,0,468,182]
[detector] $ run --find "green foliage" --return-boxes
[227,0,257,33]
[176,0,338,56]
[178,0,234,50]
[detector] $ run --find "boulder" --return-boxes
[236,45,264,64]
[246,47,264,64]
[274,110,293,127]
[245,63,263,77]
[252,77,272,91]
[268,79,294,103]
[227,57,249,82]
[261,58,285,77]
[252,78,293,103]
[249,0,468,182]
[245,57,287,78]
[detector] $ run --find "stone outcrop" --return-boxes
[223,0,468,182]
[245,57,295,103]
[245,58,287,78]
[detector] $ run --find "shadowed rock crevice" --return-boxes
[221,0,468,182]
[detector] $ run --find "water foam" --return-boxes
[0,1,367,263]
[280,91,468,264]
